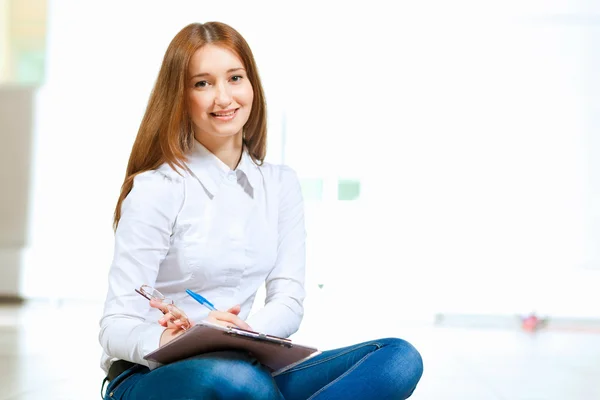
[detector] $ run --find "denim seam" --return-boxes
[279,342,382,375]
[104,365,139,399]
[306,350,377,400]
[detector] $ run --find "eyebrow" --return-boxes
[190,67,246,79]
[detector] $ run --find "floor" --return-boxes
[0,300,599,400]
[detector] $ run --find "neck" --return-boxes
[195,132,243,170]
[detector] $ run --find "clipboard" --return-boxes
[143,321,321,376]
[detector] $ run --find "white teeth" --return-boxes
[213,110,235,117]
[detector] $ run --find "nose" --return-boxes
[214,82,233,108]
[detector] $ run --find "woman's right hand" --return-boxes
[159,327,186,346]
[150,299,194,346]
[206,304,253,331]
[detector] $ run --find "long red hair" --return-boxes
[113,22,267,229]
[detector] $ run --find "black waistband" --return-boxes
[107,360,136,382]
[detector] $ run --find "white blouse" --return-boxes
[98,140,306,373]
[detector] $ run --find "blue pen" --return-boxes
[186,289,217,311]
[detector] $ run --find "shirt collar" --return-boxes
[185,139,259,198]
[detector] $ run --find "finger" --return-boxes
[226,304,241,315]
[159,312,179,327]
[206,315,229,328]
[150,302,191,329]
[169,319,183,330]
[172,317,193,330]
[150,299,170,314]
[209,311,252,330]
[234,319,252,330]
[164,316,189,330]
[205,315,242,329]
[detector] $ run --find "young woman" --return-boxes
[99,21,423,400]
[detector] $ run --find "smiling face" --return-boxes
[187,44,254,145]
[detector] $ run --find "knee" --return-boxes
[183,354,281,400]
[380,338,424,384]
[215,359,281,399]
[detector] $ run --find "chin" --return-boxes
[210,129,243,139]
[219,130,243,137]
[194,124,244,141]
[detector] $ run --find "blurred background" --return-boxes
[1,0,599,399]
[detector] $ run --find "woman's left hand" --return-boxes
[206,304,253,331]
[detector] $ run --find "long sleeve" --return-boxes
[99,169,184,369]
[247,166,306,338]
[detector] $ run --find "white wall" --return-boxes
[281,1,600,320]
[15,0,600,321]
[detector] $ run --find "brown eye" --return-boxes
[194,81,208,88]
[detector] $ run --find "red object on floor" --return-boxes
[522,313,545,332]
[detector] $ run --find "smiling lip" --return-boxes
[211,108,238,121]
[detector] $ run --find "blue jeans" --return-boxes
[102,337,423,400]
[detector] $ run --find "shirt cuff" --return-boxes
[137,323,167,367]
